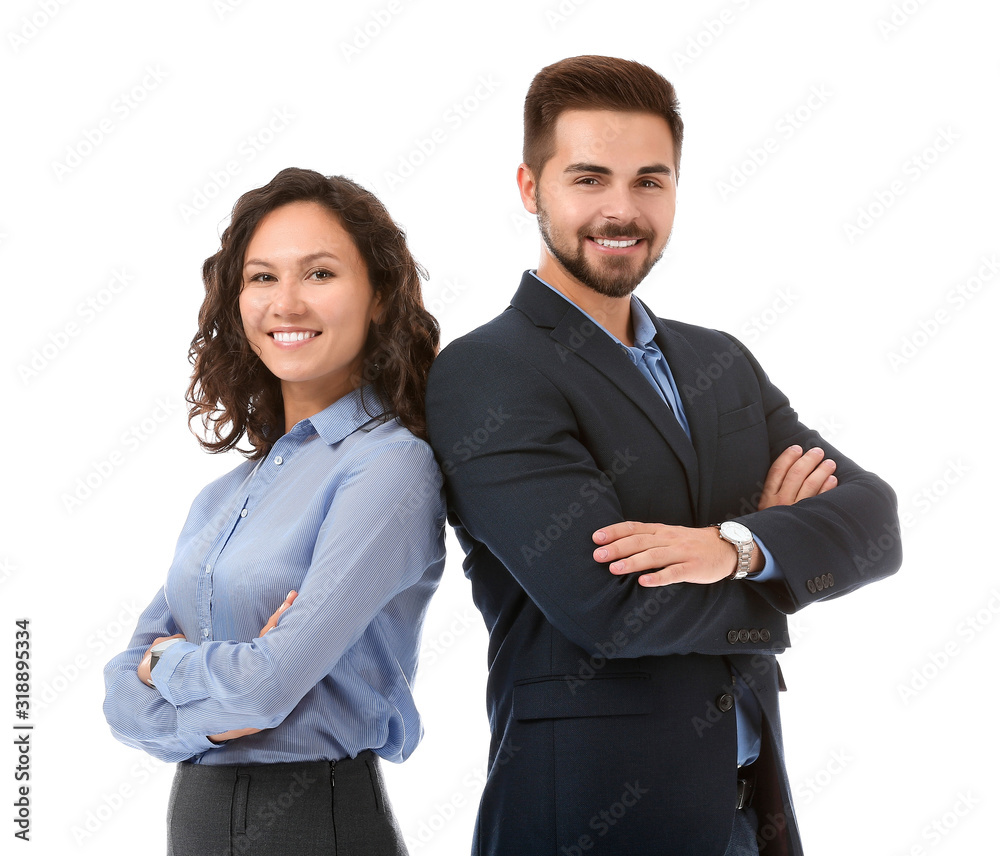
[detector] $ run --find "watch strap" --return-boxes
[714,523,756,580]
[148,637,183,685]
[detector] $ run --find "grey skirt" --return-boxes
[166,751,407,856]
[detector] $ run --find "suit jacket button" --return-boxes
[716,693,735,712]
[737,629,750,643]
[727,630,739,644]
[760,629,770,643]
[807,579,816,594]
[749,629,760,642]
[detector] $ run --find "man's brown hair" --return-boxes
[523,55,684,179]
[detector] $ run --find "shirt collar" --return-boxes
[630,300,658,351]
[293,385,391,446]
[529,270,658,351]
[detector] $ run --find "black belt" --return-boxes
[736,763,756,810]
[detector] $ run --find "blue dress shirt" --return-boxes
[530,272,772,766]
[104,386,446,765]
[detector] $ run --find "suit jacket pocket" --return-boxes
[717,401,764,437]
[513,673,652,721]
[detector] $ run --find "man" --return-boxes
[425,56,900,855]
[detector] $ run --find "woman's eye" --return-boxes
[311,269,335,280]
[247,273,275,284]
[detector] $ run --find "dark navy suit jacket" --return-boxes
[425,272,901,855]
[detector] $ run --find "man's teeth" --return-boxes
[594,238,638,248]
[273,331,317,343]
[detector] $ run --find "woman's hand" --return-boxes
[207,591,298,744]
[207,728,261,743]
[258,590,297,636]
[137,634,186,687]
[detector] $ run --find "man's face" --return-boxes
[523,109,677,298]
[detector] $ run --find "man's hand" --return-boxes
[593,522,745,586]
[137,634,186,687]
[758,445,836,510]
[207,590,297,743]
[592,445,839,586]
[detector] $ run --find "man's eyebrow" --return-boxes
[564,163,612,175]
[563,163,673,177]
[637,163,673,176]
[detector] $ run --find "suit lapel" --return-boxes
[511,273,701,510]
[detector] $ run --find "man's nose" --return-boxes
[599,184,641,225]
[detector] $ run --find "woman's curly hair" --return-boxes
[187,167,439,459]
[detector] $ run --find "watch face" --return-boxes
[720,521,752,543]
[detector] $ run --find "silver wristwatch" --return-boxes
[715,521,756,580]
[146,637,183,686]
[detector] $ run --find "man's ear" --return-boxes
[516,163,539,215]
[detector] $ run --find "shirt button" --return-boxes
[202,629,209,637]
[240,509,248,518]
[204,563,212,575]
[274,456,283,465]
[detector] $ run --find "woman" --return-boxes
[103,167,444,855]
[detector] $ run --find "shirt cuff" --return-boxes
[150,639,200,707]
[750,537,784,583]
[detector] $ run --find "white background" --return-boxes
[2,0,997,853]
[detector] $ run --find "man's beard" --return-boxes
[536,199,667,298]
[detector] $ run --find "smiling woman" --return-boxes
[102,168,445,856]
[187,168,439,458]
[239,200,384,430]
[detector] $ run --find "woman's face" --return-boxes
[239,200,380,412]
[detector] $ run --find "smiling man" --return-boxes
[425,56,901,856]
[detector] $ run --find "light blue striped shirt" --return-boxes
[103,386,446,765]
